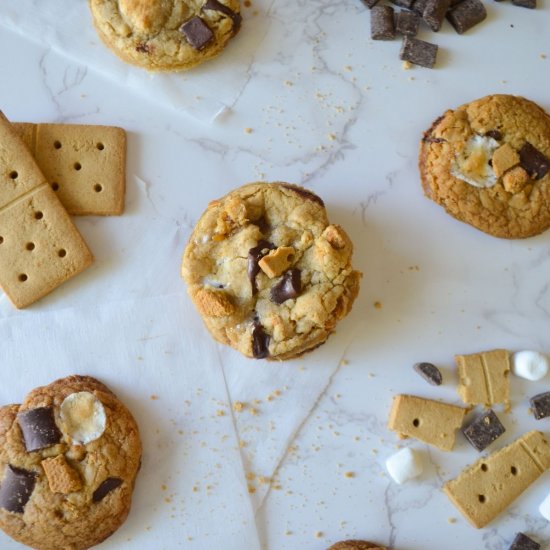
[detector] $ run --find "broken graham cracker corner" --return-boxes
[13,122,126,216]
[444,430,550,529]
[388,394,467,451]
[0,111,93,308]
[455,349,510,408]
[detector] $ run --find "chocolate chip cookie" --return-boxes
[89,0,241,71]
[327,541,388,550]
[0,376,141,550]
[419,94,550,238]
[181,182,362,360]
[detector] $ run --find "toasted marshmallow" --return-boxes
[451,135,499,188]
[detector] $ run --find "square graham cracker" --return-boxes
[456,349,510,408]
[0,112,93,308]
[14,122,126,216]
[444,430,550,528]
[388,394,467,451]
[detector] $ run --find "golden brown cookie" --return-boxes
[419,94,550,238]
[327,540,387,550]
[89,0,241,71]
[0,376,141,550]
[181,182,362,360]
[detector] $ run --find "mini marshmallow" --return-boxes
[59,392,106,445]
[512,350,549,381]
[385,447,423,484]
[539,492,550,521]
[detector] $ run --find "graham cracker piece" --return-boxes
[0,112,93,308]
[13,122,126,216]
[41,455,82,494]
[444,430,550,528]
[456,349,510,408]
[388,394,467,451]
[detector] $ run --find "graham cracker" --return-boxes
[444,430,550,528]
[13,122,126,216]
[0,112,93,308]
[456,349,510,408]
[388,394,467,451]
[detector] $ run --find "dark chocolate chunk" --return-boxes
[202,0,242,32]
[412,0,428,15]
[530,391,550,419]
[413,362,443,385]
[247,240,275,295]
[93,477,123,502]
[463,409,505,452]
[509,533,541,550]
[270,269,302,304]
[485,129,503,141]
[391,0,415,8]
[371,5,396,40]
[279,184,325,207]
[423,0,451,31]
[180,16,214,50]
[446,0,487,34]
[361,0,381,8]
[396,10,420,36]
[17,407,62,452]
[252,320,270,359]
[400,36,438,68]
[519,142,550,179]
[511,0,536,8]
[0,465,36,513]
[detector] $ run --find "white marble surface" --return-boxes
[0,1,549,549]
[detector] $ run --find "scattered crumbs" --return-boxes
[233,401,245,412]
[344,471,355,478]
[150,395,158,400]
[216,409,225,417]
[374,301,382,309]
[402,60,412,70]
[327,133,337,141]
[314,531,324,539]
[244,127,253,134]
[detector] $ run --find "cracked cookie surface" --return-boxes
[0,375,141,550]
[89,0,241,71]
[419,94,550,238]
[181,182,362,360]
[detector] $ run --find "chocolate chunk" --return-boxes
[202,0,242,32]
[17,407,62,452]
[423,0,451,31]
[530,391,550,419]
[371,5,396,40]
[361,0,381,8]
[519,142,550,179]
[396,10,420,36]
[252,320,270,359]
[92,477,123,502]
[413,362,443,385]
[248,240,275,295]
[391,0,415,8]
[509,533,541,550]
[0,465,36,513]
[279,184,325,206]
[400,36,438,68]
[270,269,302,304]
[446,0,487,34]
[180,16,214,50]
[485,130,502,141]
[511,0,536,8]
[463,409,505,451]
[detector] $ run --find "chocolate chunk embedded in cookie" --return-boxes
[0,376,141,550]
[89,0,241,71]
[181,182,362,360]
[419,94,550,238]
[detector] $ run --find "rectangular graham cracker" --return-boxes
[388,394,467,451]
[456,349,510,408]
[13,122,126,216]
[444,430,550,528]
[0,112,93,308]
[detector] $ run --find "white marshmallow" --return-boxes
[539,492,550,521]
[385,447,423,484]
[512,350,549,381]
